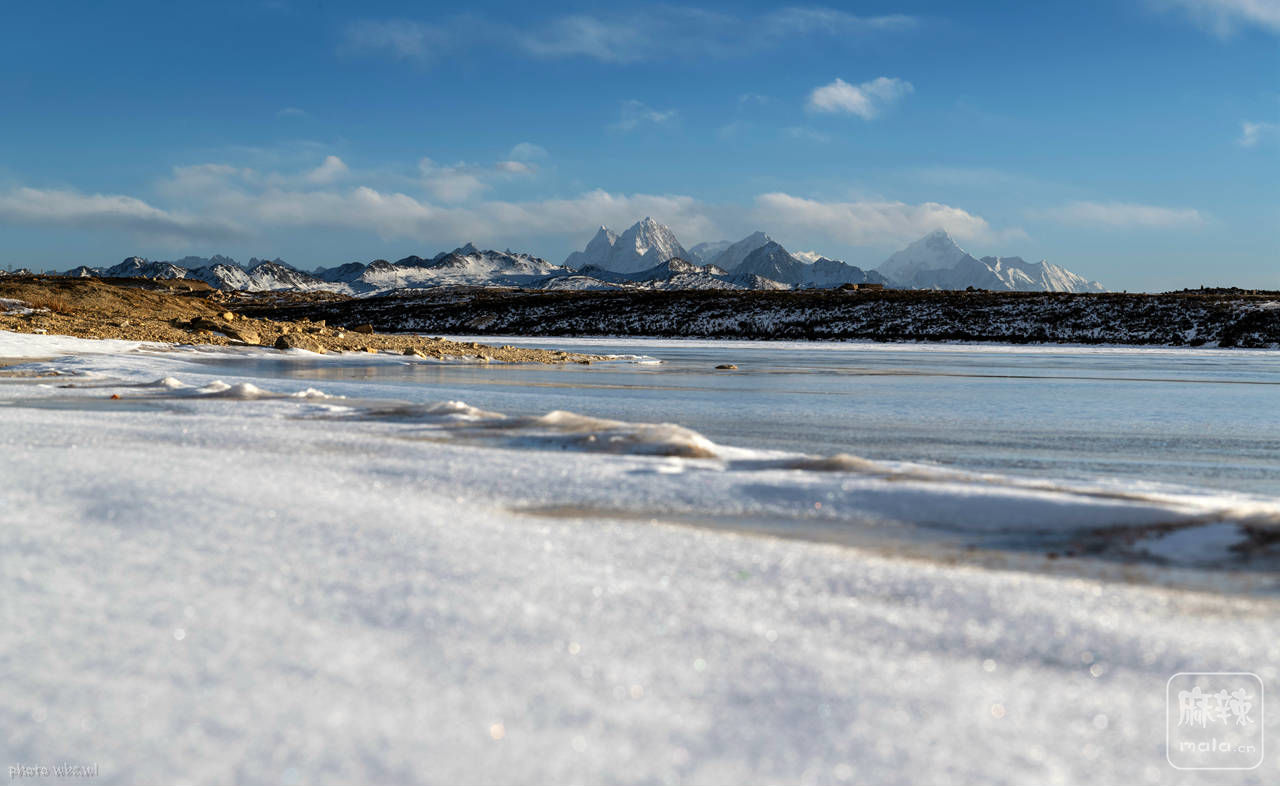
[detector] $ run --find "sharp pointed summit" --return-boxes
[875,231,1105,293]
[564,218,689,274]
[876,230,973,284]
[707,231,772,272]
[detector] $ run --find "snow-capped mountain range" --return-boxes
[39,219,1103,295]
[556,226,887,291]
[51,248,576,295]
[558,221,1100,292]
[879,230,1104,293]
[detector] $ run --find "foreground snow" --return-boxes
[1,332,1276,785]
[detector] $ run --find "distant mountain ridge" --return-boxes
[874,230,1104,293]
[561,222,891,291]
[41,220,1104,295]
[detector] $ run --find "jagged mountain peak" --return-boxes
[565,217,689,274]
[914,228,966,254]
[878,231,1104,293]
[877,230,974,283]
[619,217,680,245]
[708,231,773,272]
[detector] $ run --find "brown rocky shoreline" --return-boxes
[0,276,596,364]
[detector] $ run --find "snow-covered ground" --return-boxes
[1,331,1276,785]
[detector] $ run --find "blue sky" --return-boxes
[0,0,1276,289]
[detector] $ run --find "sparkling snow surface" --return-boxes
[1,332,1277,785]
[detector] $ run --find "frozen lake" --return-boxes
[198,336,1280,498]
[2,331,1278,785]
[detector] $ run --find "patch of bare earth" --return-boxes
[0,276,597,364]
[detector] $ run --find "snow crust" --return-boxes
[1,297,38,315]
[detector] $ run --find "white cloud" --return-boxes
[5,155,1020,260]
[160,163,257,197]
[1146,0,1280,36]
[0,186,239,241]
[305,155,349,185]
[807,77,913,119]
[276,107,310,119]
[612,100,678,131]
[1031,201,1206,229]
[144,154,717,244]
[169,178,715,246]
[752,193,1013,246]
[1239,120,1278,147]
[415,155,542,201]
[340,19,448,61]
[507,142,549,161]
[460,191,717,244]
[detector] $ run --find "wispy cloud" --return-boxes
[807,77,913,119]
[611,100,678,131]
[753,193,1018,246]
[495,160,534,174]
[520,7,915,62]
[1031,201,1206,229]
[1239,120,1278,147]
[340,19,449,61]
[507,142,549,162]
[0,186,239,242]
[783,126,832,143]
[416,159,487,203]
[416,157,538,202]
[344,7,918,65]
[1145,0,1280,36]
[276,107,310,120]
[906,166,1042,189]
[766,7,917,35]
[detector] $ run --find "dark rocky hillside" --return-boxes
[237,287,1280,348]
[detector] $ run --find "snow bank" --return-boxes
[0,329,149,357]
[1,297,39,315]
